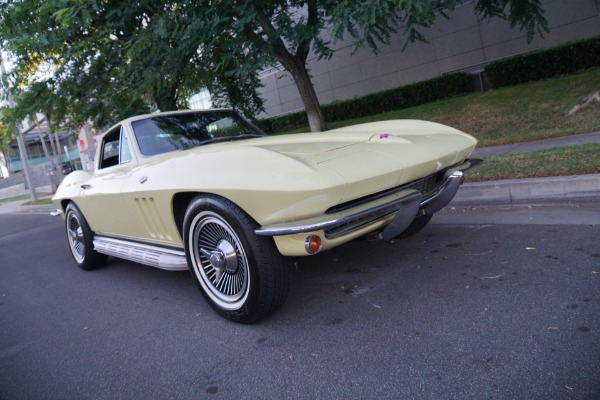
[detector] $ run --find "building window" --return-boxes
[188,89,212,110]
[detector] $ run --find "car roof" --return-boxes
[123,108,234,124]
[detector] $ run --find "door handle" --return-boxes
[81,184,93,190]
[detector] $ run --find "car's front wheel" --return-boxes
[183,196,292,324]
[65,202,108,270]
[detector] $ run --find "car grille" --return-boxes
[325,171,443,215]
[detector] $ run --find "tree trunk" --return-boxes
[155,84,179,111]
[52,131,64,181]
[284,58,326,132]
[33,114,55,171]
[253,4,326,132]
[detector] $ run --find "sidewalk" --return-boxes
[0,196,56,215]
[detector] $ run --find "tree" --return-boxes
[0,0,264,131]
[0,1,187,128]
[1,0,548,134]
[202,0,548,132]
[0,110,14,155]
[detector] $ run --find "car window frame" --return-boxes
[98,125,133,170]
[119,126,132,165]
[129,110,267,158]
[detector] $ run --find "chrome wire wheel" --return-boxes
[66,209,86,263]
[189,211,250,310]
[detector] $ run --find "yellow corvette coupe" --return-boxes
[53,109,481,323]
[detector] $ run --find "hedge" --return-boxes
[485,35,600,88]
[256,72,472,133]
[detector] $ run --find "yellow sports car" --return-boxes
[53,109,481,323]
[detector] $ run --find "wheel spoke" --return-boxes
[67,211,86,261]
[74,242,83,255]
[199,248,211,257]
[191,213,249,307]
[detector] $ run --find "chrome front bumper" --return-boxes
[255,159,482,240]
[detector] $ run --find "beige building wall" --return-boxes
[258,0,600,118]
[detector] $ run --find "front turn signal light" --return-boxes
[305,235,322,255]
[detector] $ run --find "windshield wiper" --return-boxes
[198,134,263,146]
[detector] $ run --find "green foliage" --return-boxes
[256,72,471,133]
[214,0,548,131]
[0,110,16,154]
[474,0,548,43]
[0,0,550,134]
[327,0,549,54]
[0,0,264,130]
[485,35,600,88]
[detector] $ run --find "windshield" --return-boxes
[131,110,266,156]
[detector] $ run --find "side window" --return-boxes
[99,126,132,169]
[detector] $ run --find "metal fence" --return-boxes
[0,164,52,190]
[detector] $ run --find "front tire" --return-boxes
[183,196,291,324]
[395,213,433,240]
[65,203,108,270]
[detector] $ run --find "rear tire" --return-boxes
[65,203,108,270]
[183,195,292,324]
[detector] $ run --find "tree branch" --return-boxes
[253,8,295,67]
[296,0,318,63]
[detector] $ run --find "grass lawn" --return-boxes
[23,198,54,206]
[281,68,600,181]
[0,194,31,203]
[467,144,600,182]
[0,193,50,204]
[287,68,600,147]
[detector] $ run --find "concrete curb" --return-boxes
[20,203,57,214]
[450,174,600,207]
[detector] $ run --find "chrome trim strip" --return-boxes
[93,236,188,271]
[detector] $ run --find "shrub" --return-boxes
[485,35,600,88]
[257,72,472,133]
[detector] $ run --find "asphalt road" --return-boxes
[1,209,599,400]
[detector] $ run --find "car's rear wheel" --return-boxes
[65,203,108,270]
[183,196,292,324]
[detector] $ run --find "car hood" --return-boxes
[247,120,477,200]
